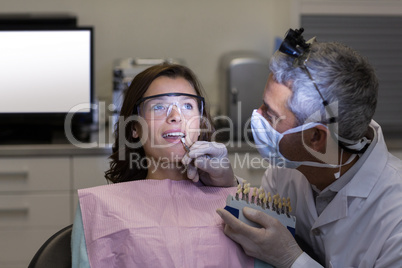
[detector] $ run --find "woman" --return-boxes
[71,63,252,268]
[105,63,214,183]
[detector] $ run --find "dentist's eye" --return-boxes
[262,109,274,122]
[265,112,273,121]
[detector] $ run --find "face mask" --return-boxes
[250,110,356,170]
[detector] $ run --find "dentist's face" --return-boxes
[256,74,307,161]
[257,74,297,133]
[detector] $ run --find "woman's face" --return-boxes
[133,76,201,161]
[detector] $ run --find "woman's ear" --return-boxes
[303,125,328,153]
[132,123,140,139]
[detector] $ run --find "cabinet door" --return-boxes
[0,193,71,228]
[0,157,70,192]
[0,193,70,268]
[72,156,110,217]
[72,155,110,189]
[0,226,65,268]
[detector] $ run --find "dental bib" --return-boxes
[78,180,254,268]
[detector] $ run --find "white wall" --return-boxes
[1,0,293,115]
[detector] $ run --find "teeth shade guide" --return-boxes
[224,181,296,240]
[224,185,297,268]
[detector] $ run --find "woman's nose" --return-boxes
[166,105,182,123]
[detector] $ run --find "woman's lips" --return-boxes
[162,131,185,143]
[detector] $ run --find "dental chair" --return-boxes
[28,224,72,268]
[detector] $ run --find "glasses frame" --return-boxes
[134,92,205,119]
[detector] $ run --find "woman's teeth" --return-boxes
[162,132,185,138]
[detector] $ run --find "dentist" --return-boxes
[187,28,402,267]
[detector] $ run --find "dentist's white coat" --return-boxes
[261,121,402,268]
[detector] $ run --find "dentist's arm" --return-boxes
[181,141,237,187]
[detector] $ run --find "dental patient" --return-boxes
[71,63,253,268]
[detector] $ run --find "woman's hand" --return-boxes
[181,141,237,187]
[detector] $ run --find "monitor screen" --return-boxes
[0,28,93,113]
[0,27,93,144]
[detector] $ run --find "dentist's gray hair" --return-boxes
[269,42,378,141]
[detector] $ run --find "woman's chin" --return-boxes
[148,150,186,163]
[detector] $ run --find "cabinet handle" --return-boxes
[0,170,28,179]
[0,206,29,217]
[0,206,28,212]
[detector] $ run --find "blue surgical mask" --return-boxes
[250,110,356,170]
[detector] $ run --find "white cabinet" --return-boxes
[0,154,110,268]
[72,156,110,216]
[0,157,70,192]
[73,156,110,189]
[0,157,71,268]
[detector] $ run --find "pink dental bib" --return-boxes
[78,179,254,268]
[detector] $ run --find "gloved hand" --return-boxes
[216,206,303,268]
[181,141,237,187]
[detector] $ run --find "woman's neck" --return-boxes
[145,159,188,181]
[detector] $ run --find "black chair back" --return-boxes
[28,224,72,268]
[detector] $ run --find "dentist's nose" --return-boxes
[257,105,264,115]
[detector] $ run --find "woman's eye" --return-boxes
[152,104,166,111]
[183,103,194,110]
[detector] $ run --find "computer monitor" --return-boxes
[0,27,94,143]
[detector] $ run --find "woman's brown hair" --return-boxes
[105,63,214,183]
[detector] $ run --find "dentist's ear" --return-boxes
[304,125,328,153]
[303,125,342,165]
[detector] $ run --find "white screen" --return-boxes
[0,30,91,113]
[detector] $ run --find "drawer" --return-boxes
[72,155,109,189]
[0,157,70,192]
[0,226,66,268]
[0,193,71,228]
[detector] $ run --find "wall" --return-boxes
[1,0,292,116]
[298,0,402,16]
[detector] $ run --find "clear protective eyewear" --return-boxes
[134,93,204,120]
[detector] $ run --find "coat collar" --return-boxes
[312,121,388,229]
[345,121,387,198]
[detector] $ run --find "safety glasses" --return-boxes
[134,93,204,120]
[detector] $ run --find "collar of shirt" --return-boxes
[312,125,378,216]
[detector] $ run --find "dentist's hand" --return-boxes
[181,141,237,187]
[216,207,303,268]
